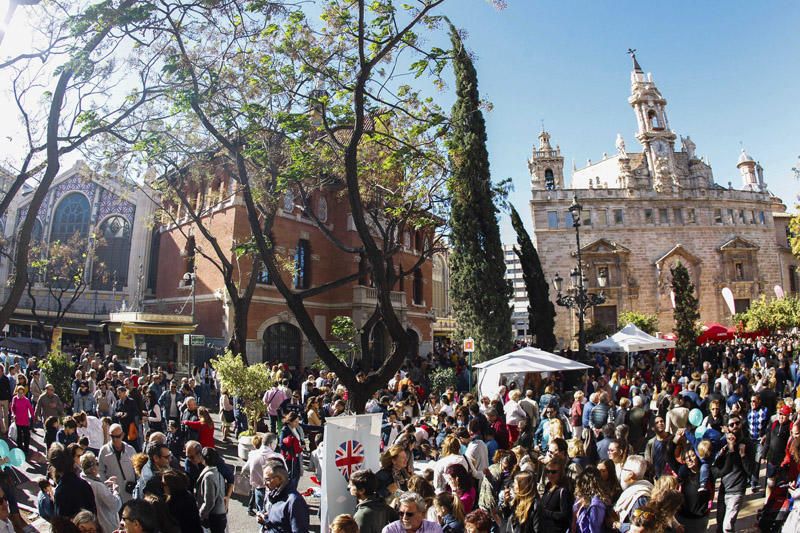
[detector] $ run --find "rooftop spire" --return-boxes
[628,48,642,72]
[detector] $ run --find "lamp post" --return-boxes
[183,268,196,370]
[553,195,608,362]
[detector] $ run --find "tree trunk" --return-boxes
[228,299,250,365]
[347,384,370,414]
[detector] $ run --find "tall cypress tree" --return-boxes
[510,206,557,352]
[447,24,512,362]
[671,261,700,363]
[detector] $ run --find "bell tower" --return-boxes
[627,50,678,191]
[529,129,564,191]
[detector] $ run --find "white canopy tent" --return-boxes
[588,323,675,354]
[475,347,591,400]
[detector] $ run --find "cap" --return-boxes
[780,405,792,416]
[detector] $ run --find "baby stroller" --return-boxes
[758,477,792,532]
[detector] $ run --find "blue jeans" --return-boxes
[254,487,266,512]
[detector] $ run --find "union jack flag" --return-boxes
[334,440,365,481]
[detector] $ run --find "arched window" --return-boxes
[50,193,90,244]
[412,268,423,305]
[31,219,43,245]
[544,169,555,190]
[294,239,311,289]
[92,216,131,290]
[648,110,660,129]
[263,322,301,367]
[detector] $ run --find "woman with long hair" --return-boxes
[433,434,471,493]
[501,470,539,533]
[445,463,476,514]
[572,465,610,533]
[597,458,622,502]
[434,492,465,533]
[181,406,215,448]
[539,455,573,532]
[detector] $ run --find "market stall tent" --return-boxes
[696,323,735,345]
[588,323,675,353]
[475,347,591,400]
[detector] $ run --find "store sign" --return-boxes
[463,337,475,353]
[183,334,205,346]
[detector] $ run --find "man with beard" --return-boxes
[712,415,755,533]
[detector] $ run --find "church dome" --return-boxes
[737,148,754,166]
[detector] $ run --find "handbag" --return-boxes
[7,422,17,442]
[233,467,250,497]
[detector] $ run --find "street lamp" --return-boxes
[553,195,606,362]
[183,270,196,370]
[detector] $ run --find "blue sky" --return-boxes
[442,1,800,242]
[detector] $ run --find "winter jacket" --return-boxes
[353,497,398,533]
[73,391,96,415]
[10,395,33,427]
[98,441,137,503]
[54,472,96,518]
[260,482,310,533]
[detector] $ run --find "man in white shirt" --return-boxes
[301,375,316,403]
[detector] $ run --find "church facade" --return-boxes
[528,55,797,347]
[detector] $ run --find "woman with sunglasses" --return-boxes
[538,455,573,532]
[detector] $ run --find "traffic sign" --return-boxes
[463,338,475,353]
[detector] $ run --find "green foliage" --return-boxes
[447,24,512,362]
[618,311,659,335]
[41,351,76,408]
[311,316,361,371]
[430,367,456,396]
[671,262,700,359]
[583,323,612,344]
[734,295,800,332]
[509,206,556,352]
[790,212,800,258]
[211,351,274,435]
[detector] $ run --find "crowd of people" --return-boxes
[0,333,798,532]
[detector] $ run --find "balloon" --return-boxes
[8,448,24,468]
[695,426,706,439]
[689,408,703,427]
[0,440,10,459]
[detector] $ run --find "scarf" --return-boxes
[614,479,653,524]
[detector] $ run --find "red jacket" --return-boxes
[183,420,215,448]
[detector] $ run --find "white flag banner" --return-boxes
[320,413,383,532]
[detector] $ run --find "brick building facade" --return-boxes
[528,55,798,348]
[145,179,435,369]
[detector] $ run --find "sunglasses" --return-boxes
[633,508,654,520]
[111,434,123,439]
[398,511,417,518]
[545,469,560,474]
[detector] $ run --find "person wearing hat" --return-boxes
[764,404,792,499]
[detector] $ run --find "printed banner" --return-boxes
[320,413,382,532]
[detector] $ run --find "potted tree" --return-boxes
[211,351,274,459]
